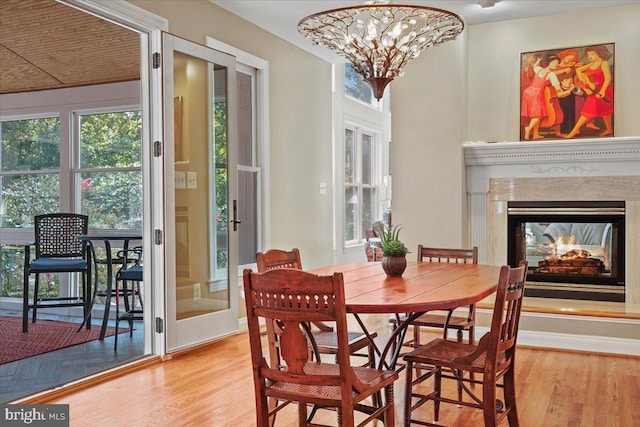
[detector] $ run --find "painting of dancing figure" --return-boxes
[520,43,614,141]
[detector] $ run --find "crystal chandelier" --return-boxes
[298,2,464,100]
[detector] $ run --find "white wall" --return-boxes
[392,3,640,254]
[391,34,468,253]
[467,3,640,141]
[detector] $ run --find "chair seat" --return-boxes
[29,258,87,272]
[267,362,397,403]
[118,265,143,281]
[310,330,377,353]
[404,338,507,373]
[411,313,473,330]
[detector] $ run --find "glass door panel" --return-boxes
[163,34,238,351]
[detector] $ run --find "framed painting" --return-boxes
[520,43,614,141]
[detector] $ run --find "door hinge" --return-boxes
[153,140,162,157]
[155,317,164,333]
[154,229,163,245]
[152,52,161,69]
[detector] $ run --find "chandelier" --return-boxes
[298,2,464,100]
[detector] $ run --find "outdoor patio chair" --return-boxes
[112,246,143,351]
[22,213,91,333]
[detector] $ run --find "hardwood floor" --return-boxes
[0,312,144,403]
[22,315,640,427]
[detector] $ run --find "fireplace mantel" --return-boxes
[463,136,640,305]
[464,136,640,193]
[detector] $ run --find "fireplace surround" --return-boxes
[463,137,640,306]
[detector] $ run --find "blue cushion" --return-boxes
[29,258,87,272]
[119,265,143,281]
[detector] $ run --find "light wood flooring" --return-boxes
[0,312,144,403]
[17,315,640,427]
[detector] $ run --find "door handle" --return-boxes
[232,199,242,231]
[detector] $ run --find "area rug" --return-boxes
[0,315,127,364]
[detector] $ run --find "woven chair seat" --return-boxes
[268,362,397,402]
[411,312,473,329]
[310,330,377,353]
[404,338,507,373]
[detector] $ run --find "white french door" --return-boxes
[162,34,239,351]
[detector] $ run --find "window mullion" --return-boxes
[356,128,363,242]
[59,108,73,212]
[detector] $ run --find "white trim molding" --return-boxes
[476,309,640,356]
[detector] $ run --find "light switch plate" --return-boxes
[187,171,197,189]
[175,171,186,189]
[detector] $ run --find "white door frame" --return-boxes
[60,0,168,356]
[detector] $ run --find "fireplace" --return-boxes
[464,137,640,306]
[507,201,625,302]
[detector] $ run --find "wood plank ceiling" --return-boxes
[0,0,139,95]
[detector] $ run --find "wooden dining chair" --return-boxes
[256,248,376,368]
[243,268,399,426]
[403,261,528,427]
[401,246,479,349]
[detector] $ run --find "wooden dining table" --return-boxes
[310,261,502,369]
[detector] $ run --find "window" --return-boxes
[77,110,142,229]
[333,63,390,259]
[344,64,377,108]
[237,68,260,267]
[1,116,63,299]
[0,87,142,303]
[0,116,61,228]
[205,37,268,273]
[344,126,376,245]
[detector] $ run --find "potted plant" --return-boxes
[374,223,409,277]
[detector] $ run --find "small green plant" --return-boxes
[374,224,409,256]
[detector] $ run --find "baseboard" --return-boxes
[238,316,248,332]
[475,309,640,356]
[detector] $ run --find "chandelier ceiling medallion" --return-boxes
[298,1,464,100]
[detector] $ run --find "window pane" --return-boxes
[238,170,257,265]
[345,129,355,183]
[345,185,357,241]
[1,174,59,228]
[79,171,142,229]
[80,111,142,168]
[1,117,60,171]
[344,64,375,106]
[237,71,253,166]
[362,187,374,240]
[0,244,27,298]
[362,134,373,185]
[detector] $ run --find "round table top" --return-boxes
[311,261,502,314]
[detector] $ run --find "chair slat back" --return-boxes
[487,261,528,367]
[417,245,478,264]
[35,213,88,258]
[243,268,353,384]
[256,248,302,271]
